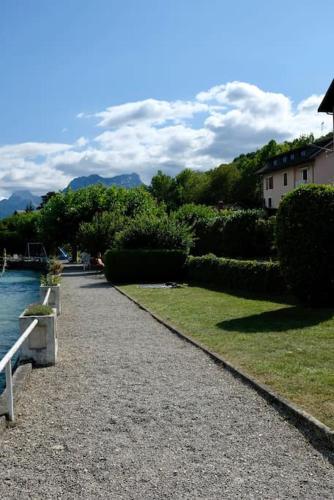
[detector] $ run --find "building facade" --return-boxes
[257,139,334,209]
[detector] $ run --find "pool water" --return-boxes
[0,270,40,392]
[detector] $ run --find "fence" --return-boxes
[0,286,51,422]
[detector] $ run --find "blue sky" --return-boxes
[0,0,333,197]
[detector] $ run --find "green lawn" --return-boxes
[120,284,334,429]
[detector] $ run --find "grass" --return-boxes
[120,283,334,429]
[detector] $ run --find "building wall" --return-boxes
[263,167,295,209]
[262,152,334,208]
[313,151,334,185]
[263,163,314,209]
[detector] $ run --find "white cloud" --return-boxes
[0,81,332,198]
[95,98,208,128]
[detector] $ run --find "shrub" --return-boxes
[186,254,284,293]
[104,249,188,283]
[220,210,275,258]
[172,203,219,226]
[77,211,126,255]
[114,214,193,252]
[276,184,334,305]
[191,210,275,258]
[48,259,64,275]
[40,274,61,286]
[24,304,53,316]
[192,216,227,256]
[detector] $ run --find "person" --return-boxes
[96,252,105,270]
[81,251,91,271]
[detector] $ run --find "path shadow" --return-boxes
[217,306,334,334]
[62,271,101,278]
[79,281,112,289]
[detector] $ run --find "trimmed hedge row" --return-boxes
[186,254,285,293]
[277,184,334,305]
[192,210,275,259]
[104,249,188,283]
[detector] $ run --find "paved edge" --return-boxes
[115,285,334,454]
[0,362,32,432]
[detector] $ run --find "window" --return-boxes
[283,156,287,163]
[290,153,295,160]
[268,198,272,208]
[283,172,288,186]
[301,150,306,157]
[268,176,274,189]
[302,169,308,181]
[273,159,278,166]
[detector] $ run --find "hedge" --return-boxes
[277,184,334,305]
[186,254,285,293]
[104,249,188,283]
[191,210,275,259]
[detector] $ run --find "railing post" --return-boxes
[5,360,14,422]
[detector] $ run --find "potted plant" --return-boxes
[19,303,58,366]
[40,274,61,315]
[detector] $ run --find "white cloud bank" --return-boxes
[0,81,331,198]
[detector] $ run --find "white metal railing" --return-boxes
[42,287,51,306]
[0,286,51,422]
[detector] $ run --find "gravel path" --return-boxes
[0,271,333,499]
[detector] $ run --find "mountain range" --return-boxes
[65,173,143,191]
[0,173,144,219]
[0,191,42,219]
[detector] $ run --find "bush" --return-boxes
[192,216,227,256]
[104,249,188,283]
[114,214,193,251]
[172,203,219,226]
[24,304,53,316]
[192,210,275,258]
[78,212,126,255]
[220,210,275,258]
[186,254,284,293]
[276,184,334,305]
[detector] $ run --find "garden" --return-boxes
[0,181,333,429]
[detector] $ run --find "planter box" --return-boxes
[19,308,58,366]
[40,284,61,315]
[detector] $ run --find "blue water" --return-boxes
[0,270,40,391]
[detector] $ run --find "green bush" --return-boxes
[276,184,334,305]
[172,203,219,226]
[220,210,275,258]
[78,211,126,254]
[24,304,53,316]
[104,249,188,283]
[186,254,284,293]
[114,214,193,251]
[191,216,227,256]
[192,210,275,258]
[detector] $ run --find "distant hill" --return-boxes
[65,173,143,191]
[0,191,41,219]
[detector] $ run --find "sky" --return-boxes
[0,0,333,198]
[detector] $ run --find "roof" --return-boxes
[318,80,334,113]
[256,137,333,175]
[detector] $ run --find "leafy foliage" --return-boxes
[172,203,219,226]
[24,304,53,316]
[276,184,334,305]
[0,211,41,254]
[186,254,284,293]
[78,212,126,254]
[114,214,193,251]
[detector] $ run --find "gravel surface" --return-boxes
[0,270,333,499]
